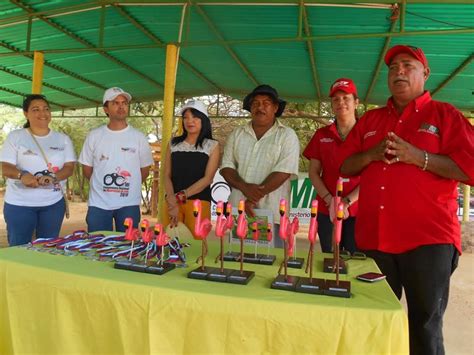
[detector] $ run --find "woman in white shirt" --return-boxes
[0,94,76,246]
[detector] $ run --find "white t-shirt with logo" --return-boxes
[79,125,153,210]
[0,128,76,207]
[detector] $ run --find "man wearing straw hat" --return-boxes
[221,84,300,247]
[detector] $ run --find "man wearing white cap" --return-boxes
[340,45,474,354]
[79,87,153,232]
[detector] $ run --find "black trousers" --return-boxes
[317,213,356,253]
[363,244,459,355]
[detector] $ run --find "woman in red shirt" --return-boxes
[303,78,360,253]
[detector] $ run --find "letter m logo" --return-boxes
[290,178,316,208]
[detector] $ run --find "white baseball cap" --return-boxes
[180,99,208,117]
[103,87,132,104]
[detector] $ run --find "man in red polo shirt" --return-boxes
[340,45,474,354]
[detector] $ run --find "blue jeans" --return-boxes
[86,205,140,232]
[4,199,65,246]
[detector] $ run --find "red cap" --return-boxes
[329,78,358,97]
[384,45,428,68]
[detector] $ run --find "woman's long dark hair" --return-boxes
[22,94,50,128]
[172,108,214,149]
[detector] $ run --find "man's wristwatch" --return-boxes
[17,170,29,180]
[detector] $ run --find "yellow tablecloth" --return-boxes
[0,239,408,354]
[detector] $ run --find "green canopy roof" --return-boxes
[0,1,472,111]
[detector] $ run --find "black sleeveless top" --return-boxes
[170,139,217,202]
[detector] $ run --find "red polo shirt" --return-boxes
[339,92,474,254]
[303,123,360,216]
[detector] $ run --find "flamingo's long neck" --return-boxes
[308,217,317,242]
[126,224,134,239]
[194,203,203,237]
[279,212,288,239]
[216,214,224,237]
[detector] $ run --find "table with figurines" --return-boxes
[0,197,408,354]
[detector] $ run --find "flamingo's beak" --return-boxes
[279,205,285,216]
[225,203,232,216]
[238,200,245,214]
[154,225,161,235]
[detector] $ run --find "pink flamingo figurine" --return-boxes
[331,177,344,252]
[278,198,289,277]
[266,223,273,256]
[193,199,212,239]
[215,201,227,238]
[124,217,139,261]
[193,199,212,270]
[308,200,318,244]
[154,224,170,266]
[141,219,153,263]
[236,200,248,238]
[305,200,319,279]
[236,199,248,274]
[333,203,344,284]
[215,201,234,271]
[224,202,236,255]
[224,202,234,231]
[333,177,344,222]
[278,199,300,275]
[279,199,289,241]
[287,216,299,259]
[251,221,259,257]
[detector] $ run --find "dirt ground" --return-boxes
[0,197,472,354]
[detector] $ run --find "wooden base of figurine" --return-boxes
[287,257,305,269]
[223,251,276,265]
[271,274,300,291]
[207,268,235,282]
[188,266,220,280]
[227,270,255,285]
[323,258,348,274]
[188,266,255,285]
[114,260,175,275]
[295,277,326,295]
[325,279,351,298]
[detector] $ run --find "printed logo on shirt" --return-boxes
[363,131,377,140]
[418,123,440,137]
[49,146,64,151]
[121,147,136,154]
[22,149,37,156]
[102,167,131,197]
[99,154,109,161]
[320,138,334,143]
